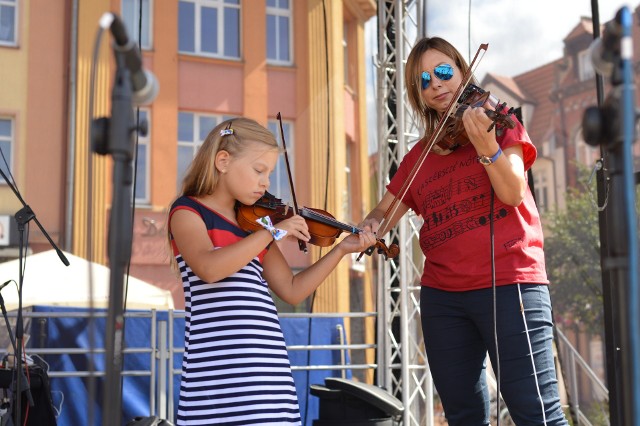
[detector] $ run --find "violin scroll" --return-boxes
[434,84,516,154]
[364,239,399,260]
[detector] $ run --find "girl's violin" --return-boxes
[236,193,400,260]
[434,84,516,154]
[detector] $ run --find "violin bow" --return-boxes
[276,112,308,253]
[357,44,488,259]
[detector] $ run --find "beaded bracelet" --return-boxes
[256,216,288,241]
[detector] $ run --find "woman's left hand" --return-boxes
[462,106,497,152]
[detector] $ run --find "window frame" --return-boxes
[577,49,595,82]
[533,169,549,213]
[0,0,18,47]
[177,112,233,192]
[134,109,151,204]
[178,0,241,60]
[267,119,294,203]
[575,129,598,167]
[121,0,154,51]
[0,117,14,185]
[266,0,293,66]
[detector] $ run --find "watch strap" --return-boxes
[479,147,502,165]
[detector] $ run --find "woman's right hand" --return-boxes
[276,214,311,242]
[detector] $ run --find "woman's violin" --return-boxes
[236,192,400,260]
[433,84,516,154]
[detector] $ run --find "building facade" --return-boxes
[0,0,377,323]
[483,9,640,215]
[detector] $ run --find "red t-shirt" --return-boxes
[386,121,549,291]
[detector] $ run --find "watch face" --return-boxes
[479,156,491,165]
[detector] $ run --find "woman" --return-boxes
[361,37,568,425]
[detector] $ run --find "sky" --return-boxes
[364,0,633,152]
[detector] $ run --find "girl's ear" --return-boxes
[214,150,231,174]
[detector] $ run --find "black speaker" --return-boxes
[0,364,57,426]
[310,377,404,426]
[126,416,174,426]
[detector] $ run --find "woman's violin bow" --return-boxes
[276,113,399,260]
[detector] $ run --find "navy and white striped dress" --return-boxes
[170,196,301,425]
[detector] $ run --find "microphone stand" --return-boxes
[615,9,640,423]
[0,290,32,419]
[0,169,70,425]
[91,44,137,426]
[583,6,640,424]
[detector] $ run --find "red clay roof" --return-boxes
[513,60,563,146]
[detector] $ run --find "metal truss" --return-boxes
[375,1,434,425]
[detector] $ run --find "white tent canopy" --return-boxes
[0,249,174,310]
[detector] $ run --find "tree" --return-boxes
[543,184,604,335]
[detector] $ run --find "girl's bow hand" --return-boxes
[276,215,311,242]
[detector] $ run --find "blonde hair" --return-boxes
[180,117,279,197]
[167,117,279,272]
[404,37,478,135]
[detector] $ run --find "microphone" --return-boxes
[0,280,11,292]
[588,8,625,78]
[99,12,159,105]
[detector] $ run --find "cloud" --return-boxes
[364,0,631,154]
[425,0,630,78]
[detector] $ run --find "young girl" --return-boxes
[169,117,375,425]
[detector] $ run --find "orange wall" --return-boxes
[24,0,69,250]
[178,60,244,113]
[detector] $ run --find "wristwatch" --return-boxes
[478,147,502,166]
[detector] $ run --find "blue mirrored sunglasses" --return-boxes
[421,63,454,90]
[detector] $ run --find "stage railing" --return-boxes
[0,309,378,423]
[556,327,610,426]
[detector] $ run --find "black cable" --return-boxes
[117,10,146,398]
[322,0,331,211]
[86,23,105,426]
[490,188,501,426]
[467,0,472,61]
[303,2,331,424]
[124,0,146,313]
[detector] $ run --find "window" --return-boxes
[267,120,293,203]
[134,110,151,203]
[0,0,17,46]
[344,141,353,223]
[177,112,228,191]
[343,23,349,86]
[266,0,292,64]
[533,171,549,213]
[0,118,13,184]
[179,0,240,59]
[575,131,598,167]
[122,0,153,50]
[578,49,595,82]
